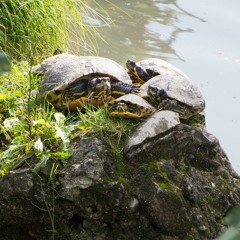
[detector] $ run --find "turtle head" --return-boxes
[88,77,111,99]
[109,101,142,118]
[147,85,168,107]
[126,59,150,83]
[115,102,128,113]
[108,101,128,116]
[53,48,63,55]
[87,77,112,106]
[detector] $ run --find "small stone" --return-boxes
[124,110,180,152]
[129,197,140,212]
[199,225,207,231]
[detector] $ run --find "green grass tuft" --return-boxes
[76,104,140,176]
[0,0,106,62]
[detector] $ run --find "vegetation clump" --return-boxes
[0,62,139,177]
[0,0,116,176]
[0,0,102,61]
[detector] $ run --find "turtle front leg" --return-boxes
[158,99,192,119]
[111,82,140,99]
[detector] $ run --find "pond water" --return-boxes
[81,0,240,173]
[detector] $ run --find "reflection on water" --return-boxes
[81,0,205,63]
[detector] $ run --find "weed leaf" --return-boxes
[54,112,66,126]
[33,153,49,173]
[34,138,43,156]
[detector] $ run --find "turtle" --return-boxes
[126,58,189,85]
[108,94,156,118]
[111,58,205,120]
[138,73,205,119]
[33,53,140,110]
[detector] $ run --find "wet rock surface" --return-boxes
[0,126,240,240]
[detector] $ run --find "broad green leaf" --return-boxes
[0,145,34,170]
[54,112,66,126]
[33,153,49,173]
[32,119,46,126]
[3,117,20,130]
[68,123,79,132]
[78,124,87,130]
[49,149,73,160]
[11,151,34,170]
[3,117,28,134]
[34,138,43,155]
[55,125,69,148]
[0,144,24,161]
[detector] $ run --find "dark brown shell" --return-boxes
[33,53,132,99]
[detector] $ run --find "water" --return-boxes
[81,0,240,173]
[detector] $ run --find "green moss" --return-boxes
[147,160,161,172]
[183,114,205,127]
[158,182,172,191]
[147,160,169,178]
[118,176,129,185]
[179,165,188,174]
[146,160,175,192]
[114,149,125,177]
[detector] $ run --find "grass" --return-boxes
[0,62,140,177]
[0,62,72,174]
[77,104,138,149]
[76,104,139,176]
[0,0,107,62]
[0,0,120,176]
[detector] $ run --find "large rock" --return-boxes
[0,126,239,240]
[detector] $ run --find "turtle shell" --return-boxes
[135,58,189,79]
[33,54,132,109]
[127,58,189,84]
[108,94,156,118]
[139,72,205,116]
